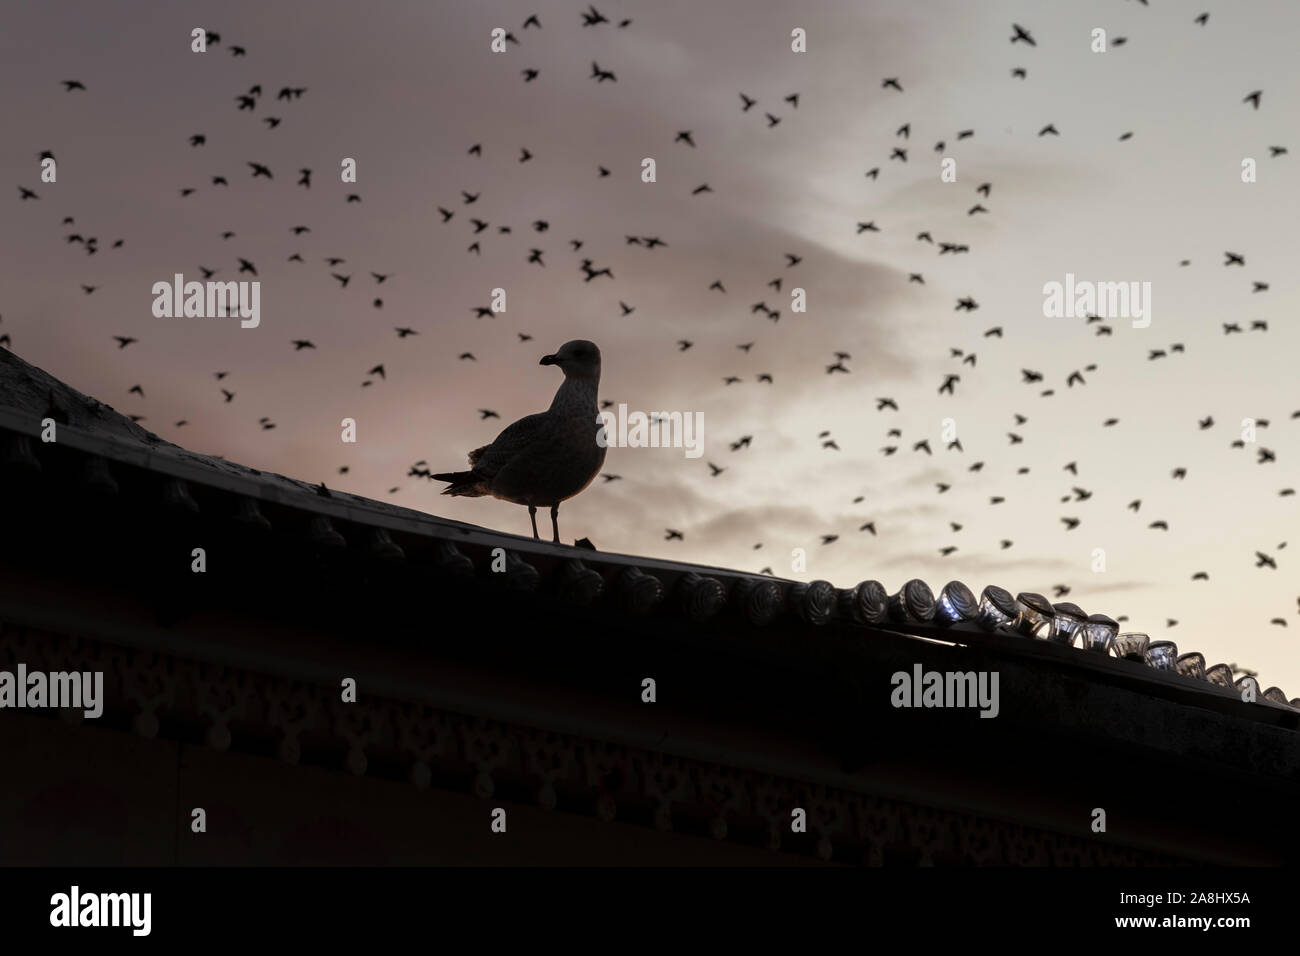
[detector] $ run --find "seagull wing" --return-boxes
[467,412,552,477]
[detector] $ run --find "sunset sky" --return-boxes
[2,0,1297,693]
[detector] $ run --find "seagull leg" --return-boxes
[528,505,539,539]
[550,505,560,544]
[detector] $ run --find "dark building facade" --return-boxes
[1,349,1297,866]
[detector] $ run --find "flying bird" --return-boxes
[1011,24,1035,45]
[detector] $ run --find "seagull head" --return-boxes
[540,339,601,381]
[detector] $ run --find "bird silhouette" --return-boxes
[1011,24,1035,45]
[434,341,606,542]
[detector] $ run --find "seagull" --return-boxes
[433,341,606,543]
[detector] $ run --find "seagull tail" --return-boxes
[431,470,489,496]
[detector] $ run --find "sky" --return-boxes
[2,0,1298,695]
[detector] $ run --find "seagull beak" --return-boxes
[539,354,557,365]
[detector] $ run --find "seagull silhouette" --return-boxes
[434,342,605,542]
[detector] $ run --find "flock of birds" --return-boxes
[5,5,1298,639]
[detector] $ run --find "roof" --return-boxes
[2,346,1299,865]
[0,346,1293,716]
